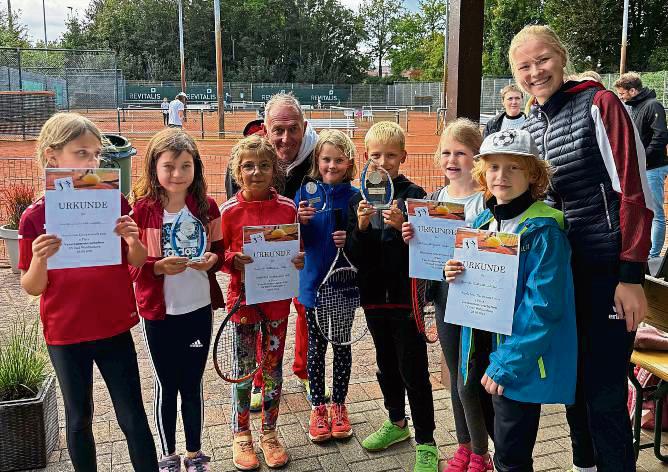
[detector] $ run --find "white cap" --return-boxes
[475,129,540,160]
[176,92,187,98]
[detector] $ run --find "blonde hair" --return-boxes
[499,84,523,102]
[35,113,102,169]
[508,25,571,95]
[229,135,283,192]
[364,121,406,151]
[471,154,552,201]
[131,128,210,222]
[264,92,304,124]
[579,70,603,84]
[310,129,357,181]
[434,118,482,167]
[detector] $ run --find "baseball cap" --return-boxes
[243,119,265,137]
[475,129,540,160]
[176,92,187,98]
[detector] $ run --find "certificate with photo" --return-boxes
[44,168,122,270]
[445,227,520,335]
[407,199,467,281]
[242,223,300,305]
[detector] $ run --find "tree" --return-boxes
[419,0,446,36]
[0,9,29,48]
[360,0,403,77]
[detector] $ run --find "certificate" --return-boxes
[242,223,300,305]
[44,168,122,270]
[407,199,466,281]
[445,228,520,335]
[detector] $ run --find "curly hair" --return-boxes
[471,154,553,201]
[131,128,210,224]
[229,135,283,193]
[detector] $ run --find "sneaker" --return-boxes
[184,452,211,472]
[467,453,493,472]
[445,446,472,472]
[414,443,439,472]
[260,430,289,468]
[158,454,181,472]
[232,431,260,471]
[250,386,262,412]
[308,404,332,442]
[301,378,331,404]
[330,403,353,439]
[361,419,410,451]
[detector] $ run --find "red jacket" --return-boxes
[220,189,297,322]
[130,195,225,320]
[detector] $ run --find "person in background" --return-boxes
[615,72,668,260]
[483,84,526,138]
[168,92,187,128]
[161,97,170,126]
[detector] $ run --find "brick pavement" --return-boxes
[1,268,667,472]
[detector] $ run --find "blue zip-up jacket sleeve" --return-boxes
[485,223,573,387]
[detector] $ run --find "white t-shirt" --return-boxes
[168,99,185,126]
[437,186,486,223]
[162,208,210,315]
[489,214,522,234]
[161,101,169,114]
[501,114,526,131]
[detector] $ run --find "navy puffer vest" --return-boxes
[523,84,621,262]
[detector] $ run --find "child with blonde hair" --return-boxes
[19,113,157,471]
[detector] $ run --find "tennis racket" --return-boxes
[411,278,439,343]
[299,176,328,212]
[360,159,394,210]
[213,285,268,383]
[315,209,367,345]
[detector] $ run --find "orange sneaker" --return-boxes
[330,403,353,439]
[260,430,289,468]
[232,431,259,471]
[308,404,332,442]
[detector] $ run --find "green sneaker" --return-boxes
[361,419,410,451]
[250,386,262,412]
[414,443,439,472]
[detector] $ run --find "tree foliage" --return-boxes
[360,0,403,77]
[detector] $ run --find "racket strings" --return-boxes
[413,279,439,343]
[316,269,366,345]
[215,320,264,382]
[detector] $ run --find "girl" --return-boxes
[509,25,653,471]
[402,119,492,472]
[220,135,305,471]
[18,113,158,472]
[130,128,224,472]
[295,129,359,443]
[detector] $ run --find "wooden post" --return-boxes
[214,0,225,137]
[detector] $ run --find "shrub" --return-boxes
[0,317,48,402]
[0,183,35,231]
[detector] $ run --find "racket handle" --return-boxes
[334,208,345,231]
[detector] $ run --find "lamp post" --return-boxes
[178,0,186,94]
[42,0,47,46]
[214,0,225,136]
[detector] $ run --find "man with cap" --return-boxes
[168,92,187,128]
[224,93,325,410]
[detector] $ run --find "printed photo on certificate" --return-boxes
[444,228,520,335]
[242,223,300,305]
[44,168,122,270]
[407,198,467,281]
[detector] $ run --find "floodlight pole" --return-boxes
[7,0,12,30]
[214,0,225,137]
[619,0,629,74]
[42,0,47,46]
[441,0,449,111]
[178,0,186,94]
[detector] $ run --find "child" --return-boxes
[445,129,577,471]
[18,113,158,472]
[345,121,438,472]
[402,119,493,472]
[295,129,359,443]
[130,128,224,472]
[161,97,170,126]
[220,135,305,470]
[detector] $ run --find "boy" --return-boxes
[346,121,438,472]
[445,129,577,472]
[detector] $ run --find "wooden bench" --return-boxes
[629,275,668,462]
[308,118,357,137]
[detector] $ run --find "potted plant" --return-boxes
[0,315,58,471]
[0,184,35,273]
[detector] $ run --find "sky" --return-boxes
[14,0,420,44]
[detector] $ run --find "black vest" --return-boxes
[523,86,621,262]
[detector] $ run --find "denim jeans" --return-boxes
[646,165,668,258]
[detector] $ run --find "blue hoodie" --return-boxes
[295,181,358,308]
[460,201,577,405]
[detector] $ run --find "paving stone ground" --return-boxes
[2,268,668,472]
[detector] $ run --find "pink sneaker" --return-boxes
[445,446,472,472]
[467,453,494,472]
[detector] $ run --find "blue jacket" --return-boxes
[460,201,577,405]
[295,181,358,308]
